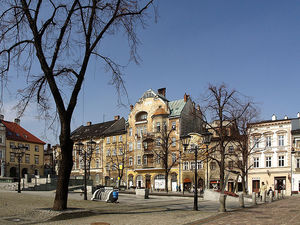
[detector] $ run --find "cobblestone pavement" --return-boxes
[0,189,298,225]
[192,195,300,225]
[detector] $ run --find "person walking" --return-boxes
[259,182,267,201]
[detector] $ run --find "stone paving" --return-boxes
[0,189,299,225]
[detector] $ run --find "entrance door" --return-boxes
[274,177,286,193]
[252,180,260,193]
[172,182,177,192]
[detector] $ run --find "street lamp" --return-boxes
[76,139,96,200]
[291,147,296,196]
[12,145,26,193]
[180,135,191,193]
[202,129,212,190]
[181,134,204,211]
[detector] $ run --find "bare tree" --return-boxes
[0,0,155,210]
[107,141,127,187]
[151,125,177,193]
[228,105,260,194]
[200,84,251,194]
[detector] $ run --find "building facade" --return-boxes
[291,116,300,193]
[247,115,292,195]
[0,115,45,177]
[126,88,202,191]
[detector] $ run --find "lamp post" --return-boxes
[291,147,296,196]
[202,129,212,189]
[76,139,96,200]
[12,145,26,193]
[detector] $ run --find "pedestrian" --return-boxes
[259,182,267,201]
[267,187,273,197]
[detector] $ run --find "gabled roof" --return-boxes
[1,120,45,145]
[71,118,126,141]
[140,89,168,102]
[152,107,169,117]
[168,99,186,118]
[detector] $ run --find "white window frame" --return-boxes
[197,161,203,169]
[129,157,133,166]
[253,157,259,168]
[119,135,123,142]
[129,128,132,137]
[112,136,116,143]
[266,156,272,168]
[278,135,284,146]
[278,155,284,167]
[137,140,141,150]
[129,142,133,151]
[172,137,176,147]
[106,137,110,144]
[183,161,189,170]
[172,153,176,163]
[137,156,141,165]
[266,136,272,147]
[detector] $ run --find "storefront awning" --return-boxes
[183,178,192,183]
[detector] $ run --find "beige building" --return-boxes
[71,116,126,186]
[126,88,202,191]
[0,115,45,177]
[248,115,292,195]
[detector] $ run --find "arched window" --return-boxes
[135,111,148,122]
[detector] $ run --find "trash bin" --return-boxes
[112,189,119,203]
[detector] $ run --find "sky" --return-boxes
[2,0,300,145]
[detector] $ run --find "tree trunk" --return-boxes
[165,171,168,193]
[53,121,74,210]
[241,171,247,194]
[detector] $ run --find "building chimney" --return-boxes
[284,115,288,120]
[130,105,134,111]
[184,93,190,102]
[158,88,166,97]
[0,114,3,120]
[297,112,300,118]
[271,114,277,121]
[196,105,200,111]
[87,121,92,126]
[114,115,120,121]
[14,118,20,125]
[47,144,51,151]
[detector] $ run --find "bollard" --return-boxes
[275,190,278,200]
[268,191,273,203]
[262,190,267,203]
[219,193,227,212]
[252,192,257,205]
[239,193,245,208]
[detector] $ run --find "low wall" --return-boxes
[203,189,252,203]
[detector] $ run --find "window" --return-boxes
[35,145,39,152]
[172,137,176,147]
[266,156,272,168]
[266,136,272,147]
[106,163,110,171]
[137,140,141,150]
[96,146,100,154]
[297,158,300,168]
[10,142,15,149]
[143,155,147,165]
[129,128,132,136]
[197,161,203,169]
[143,141,148,150]
[96,159,100,168]
[119,148,123,155]
[228,146,234,153]
[278,156,284,167]
[10,153,15,162]
[191,162,195,170]
[253,157,259,168]
[25,144,30,150]
[0,135,2,144]
[156,156,161,164]
[172,121,176,130]
[278,135,284,146]
[253,137,260,148]
[106,149,111,156]
[25,154,30,163]
[183,161,189,170]
[119,135,123,142]
[112,163,116,171]
[156,122,161,132]
[34,155,39,164]
[210,162,216,170]
[156,138,161,146]
[106,137,110,144]
[112,148,117,156]
[0,150,2,159]
[129,142,133,151]
[172,153,176,163]
[129,157,133,166]
[137,156,141,165]
[112,136,116,143]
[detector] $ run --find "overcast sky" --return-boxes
[2,0,300,145]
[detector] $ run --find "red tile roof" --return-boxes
[1,120,46,145]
